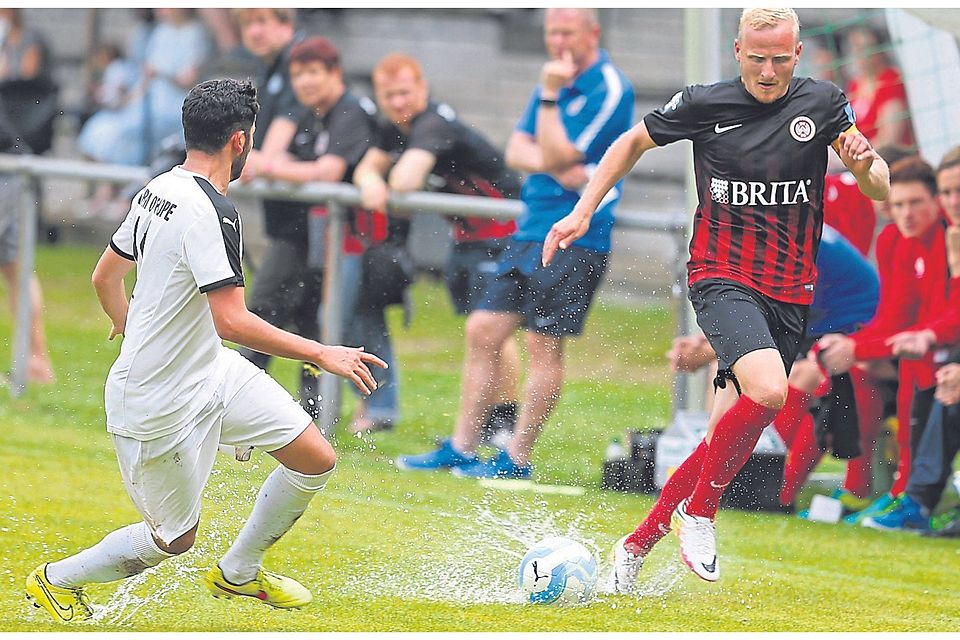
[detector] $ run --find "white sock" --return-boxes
[46,522,174,588]
[218,464,333,584]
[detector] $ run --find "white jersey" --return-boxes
[105,166,253,441]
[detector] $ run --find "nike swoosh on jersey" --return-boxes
[710,480,730,489]
[714,123,743,134]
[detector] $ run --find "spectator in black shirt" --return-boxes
[232,9,319,416]
[353,52,522,437]
[253,36,399,433]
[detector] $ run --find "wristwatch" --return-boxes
[539,97,559,108]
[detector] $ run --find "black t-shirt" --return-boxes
[644,76,856,305]
[255,35,310,241]
[373,102,521,241]
[374,101,522,199]
[287,91,377,183]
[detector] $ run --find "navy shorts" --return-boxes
[476,240,608,337]
[689,278,808,376]
[445,238,509,315]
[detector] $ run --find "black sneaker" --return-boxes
[478,402,517,444]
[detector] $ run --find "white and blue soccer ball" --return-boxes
[518,536,598,605]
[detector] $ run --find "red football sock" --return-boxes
[687,395,779,518]
[842,369,884,498]
[772,385,813,448]
[625,440,708,556]
[779,413,822,505]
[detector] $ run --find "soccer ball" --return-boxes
[518,536,598,605]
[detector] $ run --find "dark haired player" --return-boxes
[543,8,889,588]
[25,79,386,621]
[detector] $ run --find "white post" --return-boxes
[10,171,38,398]
[681,7,723,412]
[318,200,346,437]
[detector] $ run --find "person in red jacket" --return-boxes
[818,157,960,522]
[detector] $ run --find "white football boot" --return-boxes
[603,535,644,594]
[671,498,720,581]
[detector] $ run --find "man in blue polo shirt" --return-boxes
[397,8,633,479]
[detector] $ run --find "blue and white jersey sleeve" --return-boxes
[570,66,634,162]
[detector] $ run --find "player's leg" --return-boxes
[452,310,523,453]
[774,354,823,447]
[0,260,54,383]
[605,379,740,594]
[671,280,803,581]
[28,418,221,622]
[841,366,884,499]
[454,329,561,478]
[210,352,333,608]
[447,240,520,442]
[454,243,607,479]
[340,253,398,433]
[395,244,526,471]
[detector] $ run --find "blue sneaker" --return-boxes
[862,494,929,532]
[395,439,477,472]
[451,449,532,480]
[843,492,899,525]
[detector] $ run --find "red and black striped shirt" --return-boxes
[644,77,857,305]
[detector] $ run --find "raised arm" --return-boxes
[91,247,135,340]
[541,120,658,266]
[206,285,387,395]
[834,129,890,201]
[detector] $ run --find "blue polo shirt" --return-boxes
[807,224,879,337]
[514,49,634,253]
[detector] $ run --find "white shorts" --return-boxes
[113,350,313,545]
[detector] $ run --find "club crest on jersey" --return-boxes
[789,116,816,142]
[710,177,812,206]
[662,90,683,112]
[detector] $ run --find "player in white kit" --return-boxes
[25,79,386,622]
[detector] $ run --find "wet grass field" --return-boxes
[2,244,958,631]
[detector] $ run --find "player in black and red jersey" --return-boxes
[542,8,890,588]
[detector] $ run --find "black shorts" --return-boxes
[445,238,509,315]
[477,240,608,337]
[689,278,808,377]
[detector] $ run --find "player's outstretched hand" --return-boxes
[317,345,388,396]
[542,210,590,267]
[837,131,878,176]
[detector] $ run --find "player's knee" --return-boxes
[465,313,505,351]
[315,438,337,474]
[747,380,789,411]
[788,358,824,393]
[158,525,198,555]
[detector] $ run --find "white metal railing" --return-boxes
[0,153,692,435]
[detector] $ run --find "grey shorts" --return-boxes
[689,277,808,376]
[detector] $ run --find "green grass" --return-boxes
[1,244,958,631]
